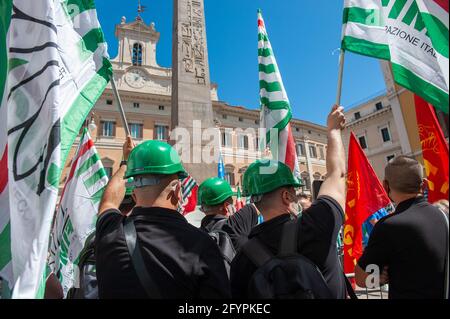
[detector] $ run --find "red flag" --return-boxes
[344,133,391,274]
[414,95,449,203]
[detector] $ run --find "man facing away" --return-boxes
[230,105,348,299]
[95,137,231,299]
[355,156,447,299]
[198,177,236,232]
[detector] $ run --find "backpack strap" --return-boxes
[343,272,358,300]
[242,237,274,268]
[123,217,162,298]
[278,220,298,256]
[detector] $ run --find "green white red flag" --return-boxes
[257,10,300,178]
[48,128,108,297]
[342,0,449,113]
[0,0,111,298]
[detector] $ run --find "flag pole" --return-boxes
[109,73,131,136]
[335,49,346,106]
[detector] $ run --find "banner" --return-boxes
[0,0,111,298]
[48,129,108,297]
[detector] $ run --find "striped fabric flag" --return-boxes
[342,0,449,113]
[0,0,111,298]
[235,186,243,211]
[257,10,300,177]
[180,175,198,215]
[218,151,225,179]
[48,129,108,297]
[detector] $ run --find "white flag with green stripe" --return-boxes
[342,0,449,113]
[258,10,300,178]
[0,0,111,298]
[48,128,108,297]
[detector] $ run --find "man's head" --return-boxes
[243,160,303,220]
[383,155,425,204]
[124,140,187,211]
[198,177,235,217]
[298,193,312,211]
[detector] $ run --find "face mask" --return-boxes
[225,203,236,216]
[287,192,302,217]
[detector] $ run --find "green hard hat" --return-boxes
[124,140,187,179]
[242,160,303,197]
[198,177,235,206]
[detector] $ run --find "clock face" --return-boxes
[125,69,148,88]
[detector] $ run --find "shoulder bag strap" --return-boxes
[123,217,162,298]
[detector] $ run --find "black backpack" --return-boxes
[206,219,236,278]
[66,232,98,299]
[242,220,333,299]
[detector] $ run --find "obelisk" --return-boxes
[171,0,217,183]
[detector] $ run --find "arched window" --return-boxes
[313,172,322,181]
[132,43,143,66]
[238,166,248,186]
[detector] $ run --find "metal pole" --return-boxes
[109,73,131,137]
[335,49,346,106]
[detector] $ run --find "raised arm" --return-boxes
[318,105,346,209]
[98,136,135,215]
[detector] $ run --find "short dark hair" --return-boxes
[385,156,424,193]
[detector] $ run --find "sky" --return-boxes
[95,0,387,126]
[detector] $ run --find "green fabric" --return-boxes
[125,140,187,179]
[198,178,234,206]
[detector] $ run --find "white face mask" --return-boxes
[225,203,237,216]
[287,192,302,217]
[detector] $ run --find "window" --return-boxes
[155,125,169,141]
[254,137,259,150]
[296,127,300,132]
[386,155,395,162]
[376,102,383,111]
[308,130,312,134]
[106,99,113,105]
[159,105,165,111]
[101,121,115,137]
[318,146,325,159]
[238,135,249,149]
[309,145,317,158]
[358,136,368,149]
[104,167,113,179]
[354,112,361,120]
[381,127,391,142]
[132,43,143,66]
[297,143,305,156]
[238,117,243,122]
[255,120,260,125]
[222,114,227,119]
[313,172,322,181]
[225,166,235,186]
[222,131,232,147]
[133,102,140,109]
[129,123,143,139]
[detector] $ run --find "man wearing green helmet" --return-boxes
[230,105,348,299]
[95,137,231,299]
[198,177,236,232]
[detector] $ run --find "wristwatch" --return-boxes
[120,160,128,167]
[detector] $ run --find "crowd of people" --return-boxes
[44,105,448,299]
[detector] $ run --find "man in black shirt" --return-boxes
[95,137,230,299]
[356,156,447,299]
[198,177,235,233]
[230,105,348,299]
